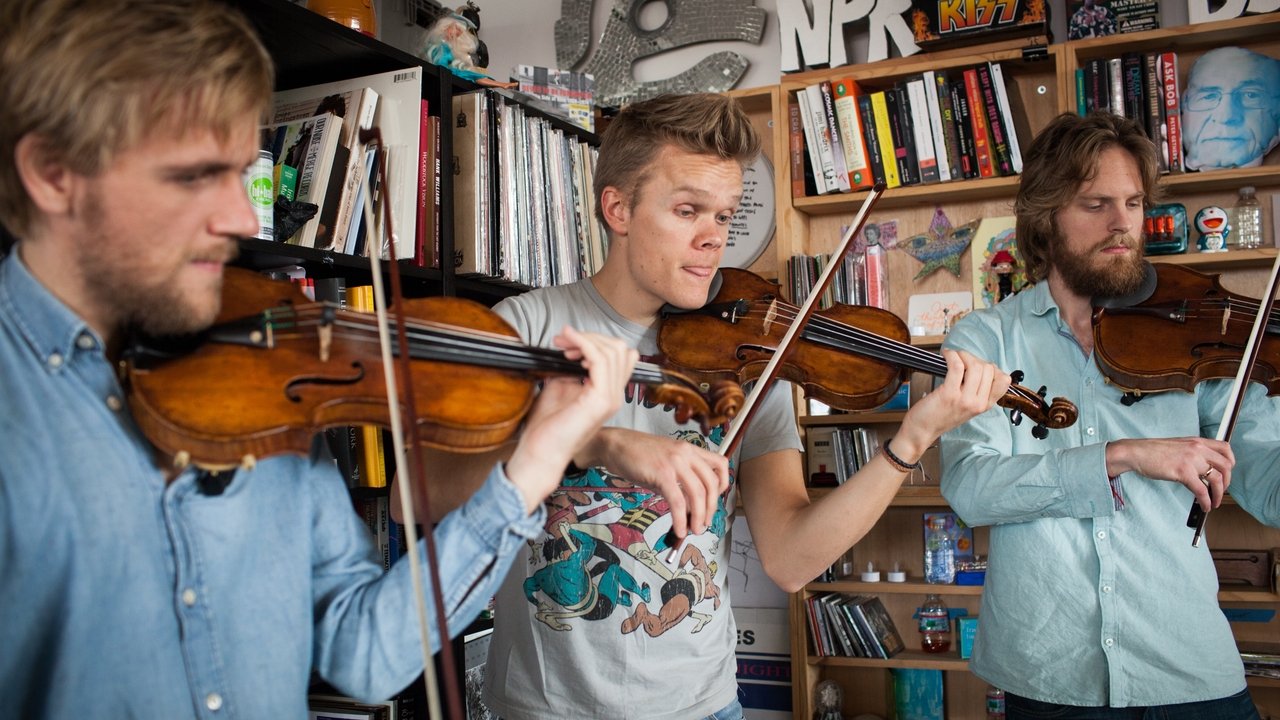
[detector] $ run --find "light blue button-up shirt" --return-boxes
[941,279,1280,707]
[0,252,544,719]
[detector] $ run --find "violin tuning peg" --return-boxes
[1008,409,1023,426]
[1037,385,1048,398]
[1010,370,1025,384]
[1032,424,1048,440]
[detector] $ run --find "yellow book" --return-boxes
[869,91,901,189]
[350,285,387,488]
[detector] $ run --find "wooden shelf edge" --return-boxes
[1149,248,1278,271]
[801,411,907,426]
[807,484,948,506]
[811,649,969,670]
[808,579,984,596]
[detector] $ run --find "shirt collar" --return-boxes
[1025,279,1061,319]
[0,251,103,369]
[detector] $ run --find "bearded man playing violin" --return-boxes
[402,92,1010,720]
[941,111,1280,720]
[0,1,639,717]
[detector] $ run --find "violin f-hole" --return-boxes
[285,362,367,402]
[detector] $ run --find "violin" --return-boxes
[1093,262,1280,398]
[657,268,1078,437]
[123,267,743,471]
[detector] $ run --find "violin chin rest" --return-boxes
[1093,261,1158,309]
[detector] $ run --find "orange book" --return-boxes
[963,68,995,179]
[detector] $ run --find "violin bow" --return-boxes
[665,183,886,565]
[358,128,463,718]
[1187,247,1280,546]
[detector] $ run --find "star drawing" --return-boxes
[900,207,977,281]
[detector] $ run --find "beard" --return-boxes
[1051,231,1147,299]
[77,189,235,337]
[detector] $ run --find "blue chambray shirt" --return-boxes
[941,279,1280,707]
[0,252,544,719]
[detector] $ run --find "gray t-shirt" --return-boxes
[482,278,801,720]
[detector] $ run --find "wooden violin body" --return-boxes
[658,268,1078,436]
[125,268,742,470]
[1092,263,1280,397]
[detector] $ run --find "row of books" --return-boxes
[790,62,1028,197]
[450,89,606,288]
[787,242,889,311]
[805,592,906,659]
[805,425,880,488]
[267,67,424,262]
[1074,50,1183,173]
[1242,651,1280,680]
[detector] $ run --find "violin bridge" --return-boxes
[1221,307,1230,335]
[319,323,332,362]
[762,299,778,336]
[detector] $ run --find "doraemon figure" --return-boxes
[1195,205,1231,253]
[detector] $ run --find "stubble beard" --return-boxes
[1051,232,1147,299]
[78,191,231,338]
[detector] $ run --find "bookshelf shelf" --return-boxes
[811,649,969,671]
[810,579,983,597]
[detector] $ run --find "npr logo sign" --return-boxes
[776,0,922,72]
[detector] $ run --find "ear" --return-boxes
[14,134,77,218]
[599,185,630,236]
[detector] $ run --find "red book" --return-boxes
[963,68,996,179]
[1160,52,1183,173]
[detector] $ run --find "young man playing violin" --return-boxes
[426,92,1010,720]
[0,1,638,717]
[940,111,1280,720]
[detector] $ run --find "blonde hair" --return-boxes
[0,0,274,239]
[1016,112,1161,282]
[593,93,760,224]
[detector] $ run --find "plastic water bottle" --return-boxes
[1235,186,1263,250]
[986,686,1006,719]
[919,594,951,653]
[924,515,955,584]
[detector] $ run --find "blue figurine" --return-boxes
[1194,205,1231,253]
[421,3,515,88]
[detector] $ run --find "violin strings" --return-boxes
[245,303,673,385]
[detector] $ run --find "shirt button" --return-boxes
[1086,427,1096,436]
[47,352,63,368]
[1103,585,1112,593]
[76,334,95,350]
[1104,638,1114,647]
[206,693,223,711]
[182,588,197,606]
[106,395,123,412]
[1097,531,1107,540]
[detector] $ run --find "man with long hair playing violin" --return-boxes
[940,111,1280,719]
[423,92,1010,720]
[0,1,639,717]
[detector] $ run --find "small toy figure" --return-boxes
[1194,205,1231,253]
[985,249,1020,304]
[420,3,515,88]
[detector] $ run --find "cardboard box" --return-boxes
[734,607,792,720]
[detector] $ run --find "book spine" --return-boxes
[1122,52,1146,127]
[415,98,430,267]
[796,89,831,195]
[804,84,840,194]
[948,79,978,179]
[818,82,852,192]
[922,71,952,182]
[1075,67,1087,116]
[1143,52,1169,173]
[886,85,919,186]
[909,78,942,183]
[977,64,1014,176]
[1160,51,1183,173]
[857,93,887,187]
[869,92,901,188]
[788,97,809,197]
[963,68,995,178]
[989,63,1024,174]
[831,79,874,189]
[1108,57,1125,119]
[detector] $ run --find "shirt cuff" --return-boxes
[457,463,547,551]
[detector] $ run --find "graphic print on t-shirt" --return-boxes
[522,419,734,639]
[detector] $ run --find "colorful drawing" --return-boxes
[899,207,975,281]
[969,216,1028,309]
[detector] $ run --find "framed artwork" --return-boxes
[969,216,1026,309]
